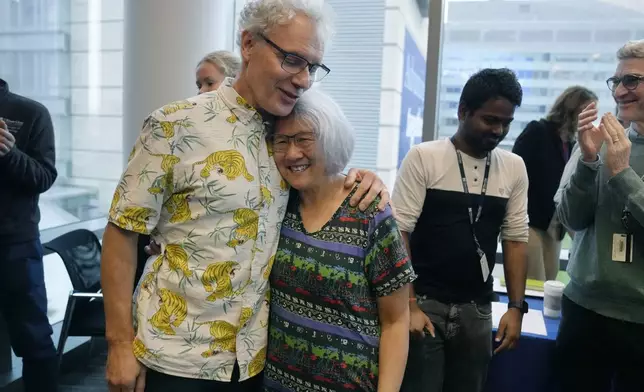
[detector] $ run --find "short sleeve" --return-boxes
[108,112,175,235]
[365,205,416,297]
[500,157,529,242]
[392,145,428,233]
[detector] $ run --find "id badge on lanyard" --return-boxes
[453,143,492,282]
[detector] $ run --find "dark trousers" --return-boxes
[401,298,493,392]
[145,363,263,392]
[556,295,644,392]
[0,240,58,392]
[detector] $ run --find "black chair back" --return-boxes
[44,229,102,293]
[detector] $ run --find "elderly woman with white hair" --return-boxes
[264,89,415,392]
[195,50,241,94]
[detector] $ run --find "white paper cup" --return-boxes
[543,280,566,319]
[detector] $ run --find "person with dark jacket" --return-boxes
[0,78,58,391]
[512,86,597,281]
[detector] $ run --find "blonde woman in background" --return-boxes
[513,86,598,281]
[196,50,241,94]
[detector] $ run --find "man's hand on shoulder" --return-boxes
[345,168,389,211]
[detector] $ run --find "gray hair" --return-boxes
[617,40,644,60]
[287,88,354,175]
[198,51,241,78]
[237,0,334,49]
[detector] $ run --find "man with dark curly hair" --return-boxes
[394,68,529,392]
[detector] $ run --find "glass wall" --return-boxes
[0,0,124,231]
[0,0,431,233]
[435,0,644,253]
[318,0,430,190]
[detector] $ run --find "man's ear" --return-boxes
[457,102,468,122]
[240,30,257,63]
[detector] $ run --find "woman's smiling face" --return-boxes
[271,116,326,191]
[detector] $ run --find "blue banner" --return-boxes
[397,30,426,168]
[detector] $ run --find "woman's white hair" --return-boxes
[288,88,354,175]
[617,40,644,60]
[198,50,241,78]
[237,0,335,48]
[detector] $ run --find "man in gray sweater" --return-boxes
[556,40,644,392]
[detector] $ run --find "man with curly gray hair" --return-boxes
[234,0,333,116]
[102,1,390,392]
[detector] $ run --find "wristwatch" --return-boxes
[508,300,529,314]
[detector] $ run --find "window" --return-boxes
[321,0,429,186]
[519,104,547,114]
[436,0,644,257]
[1,0,432,229]
[523,87,549,97]
[0,0,116,231]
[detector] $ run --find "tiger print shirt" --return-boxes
[108,78,289,381]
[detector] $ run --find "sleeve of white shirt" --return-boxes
[500,156,529,243]
[392,145,427,233]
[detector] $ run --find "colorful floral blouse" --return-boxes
[264,189,416,391]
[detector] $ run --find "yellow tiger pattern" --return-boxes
[133,337,156,360]
[165,192,193,224]
[192,150,254,181]
[148,289,187,336]
[114,206,156,234]
[109,189,121,217]
[157,120,179,139]
[236,96,255,111]
[139,252,164,297]
[128,145,136,162]
[148,153,180,195]
[201,261,238,301]
[263,255,275,280]
[198,320,237,357]
[248,346,266,377]
[260,185,274,207]
[150,153,181,173]
[161,100,195,116]
[160,244,192,278]
[280,178,289,191]
[139,271,156,298]
[226,208,259,249]
[239,306,253,328]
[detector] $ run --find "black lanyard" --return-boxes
[452,141,491,252]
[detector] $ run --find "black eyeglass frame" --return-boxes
[259,34,330,82]
[606,74,644,92]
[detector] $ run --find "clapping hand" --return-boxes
[599,113,631,177]
[577,102,604,162]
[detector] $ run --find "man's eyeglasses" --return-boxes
[606,74,644,92]
[268,132,317,153]
[260,34,330,83]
